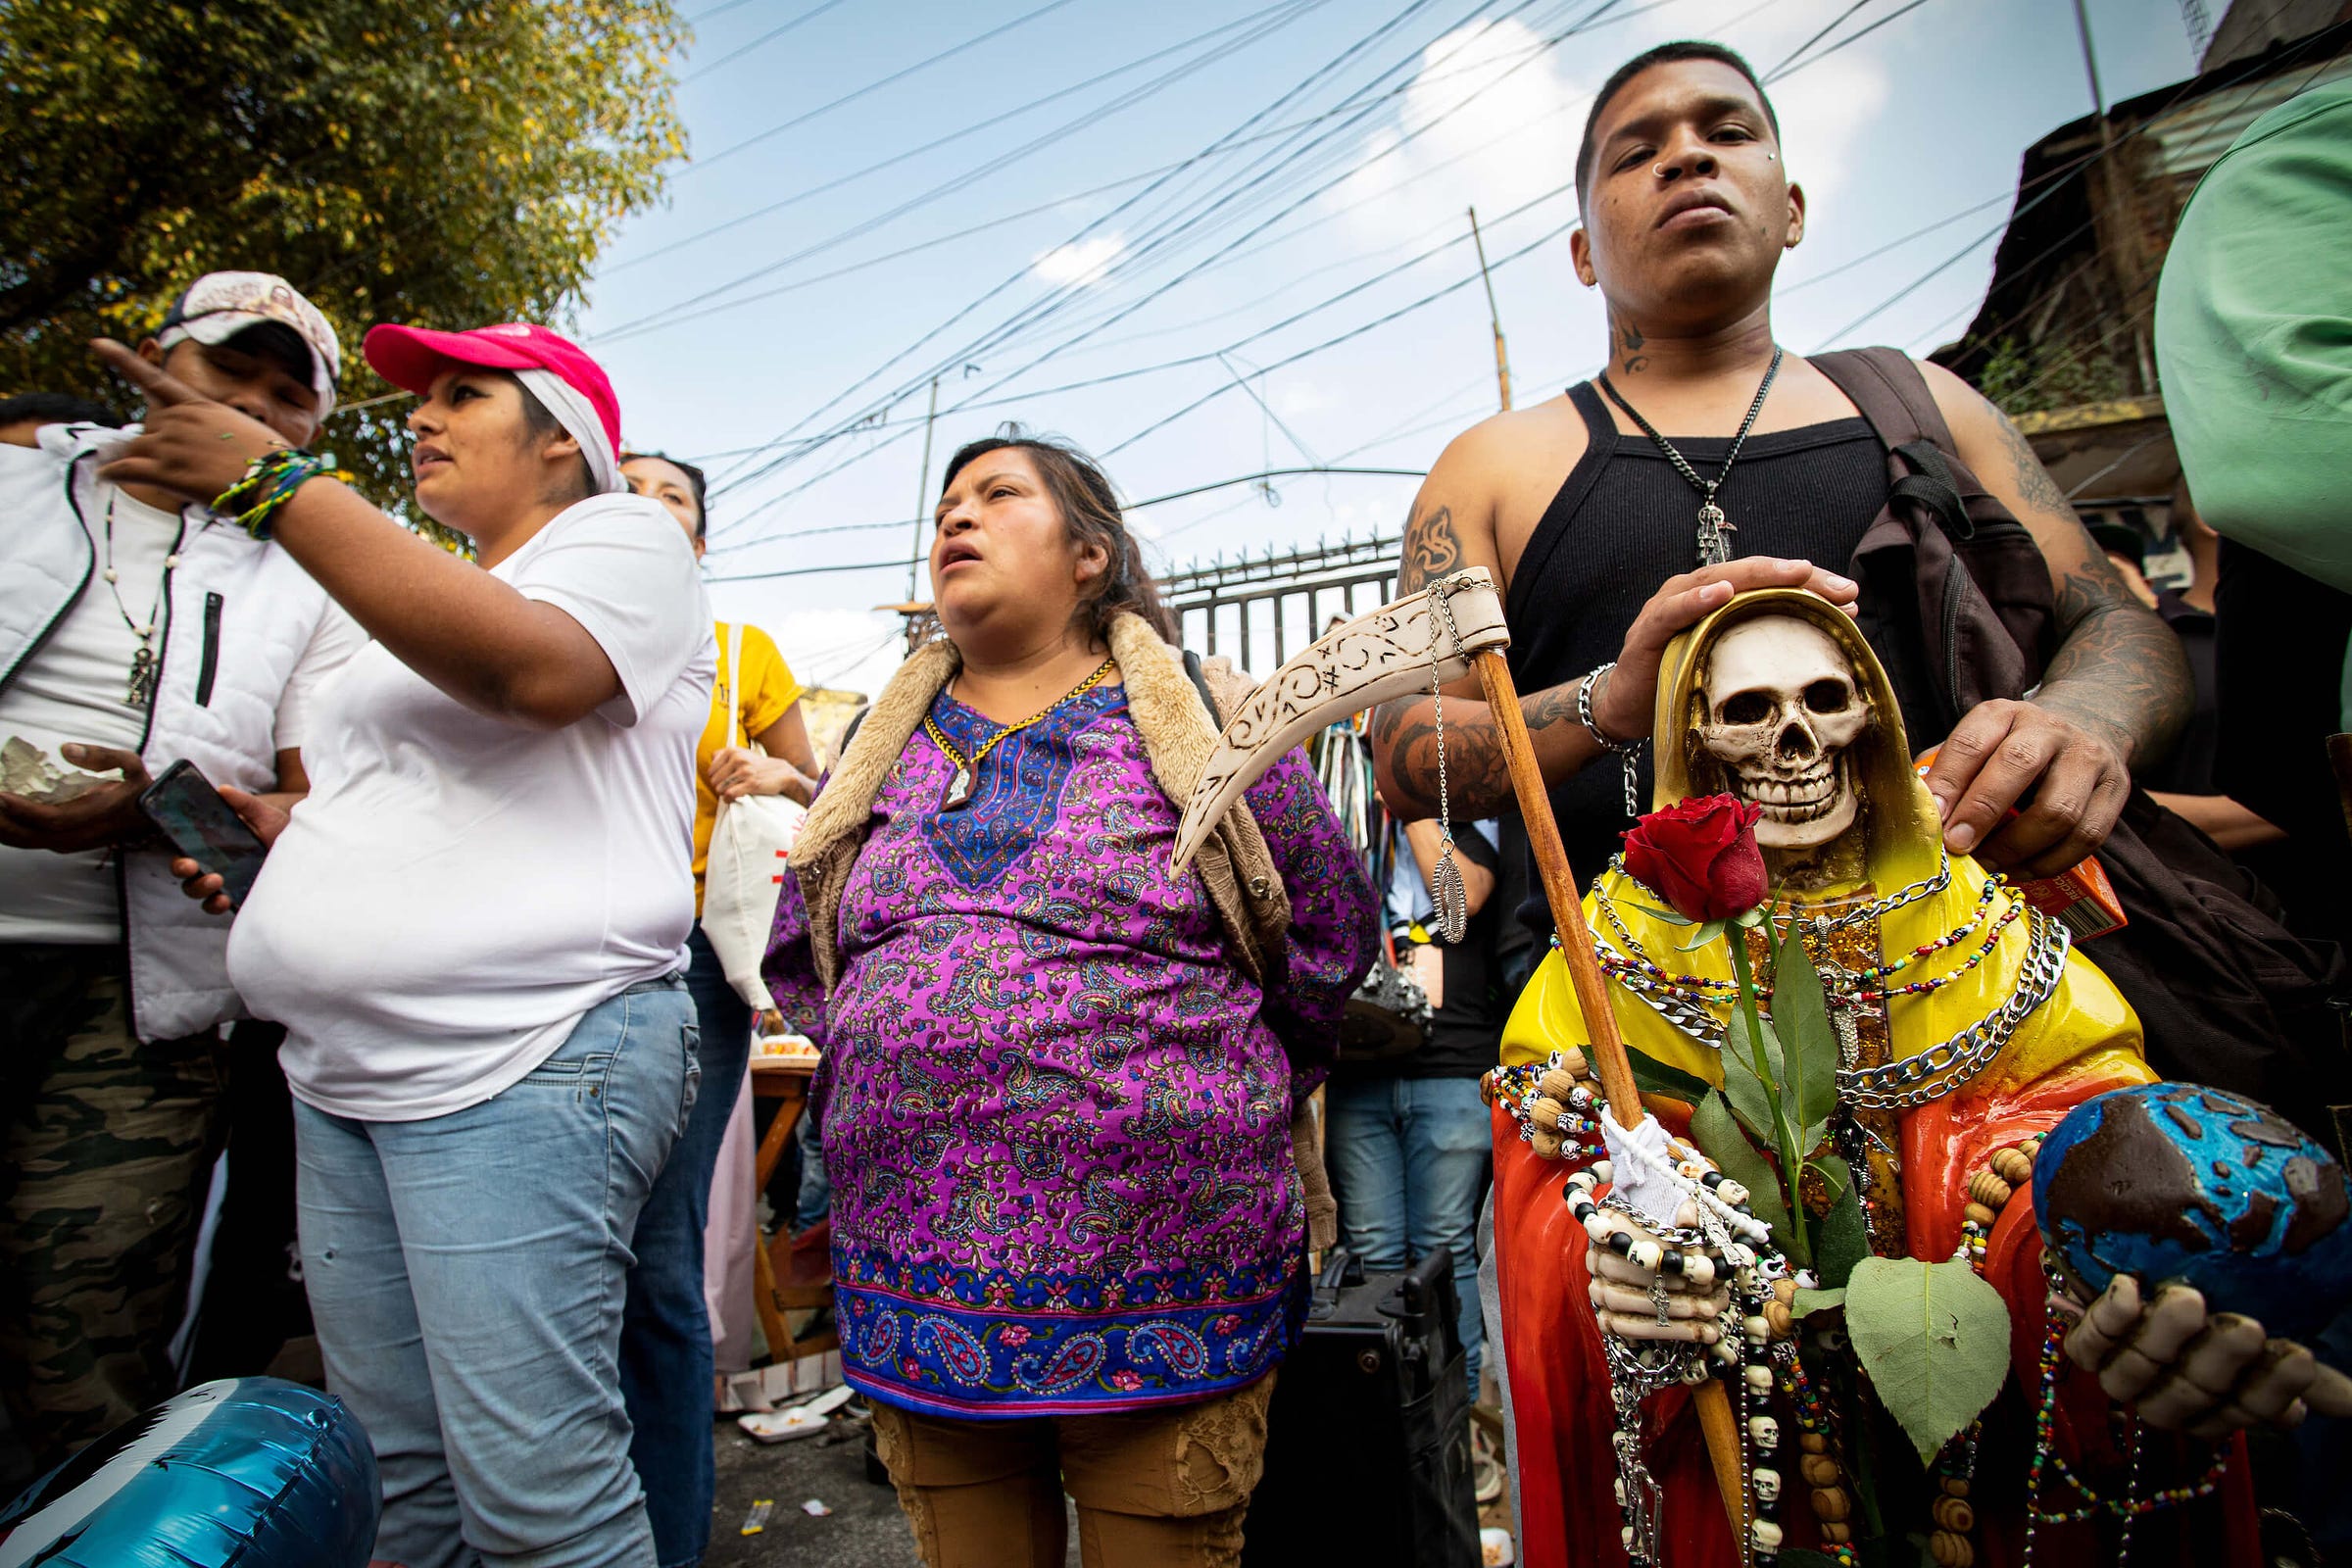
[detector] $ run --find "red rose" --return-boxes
[1620,795,1768,923]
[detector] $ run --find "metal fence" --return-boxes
[1159,533,1402,678]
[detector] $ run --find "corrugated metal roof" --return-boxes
[2148,53,2352,177]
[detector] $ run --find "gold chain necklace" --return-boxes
[923,656,1116,810]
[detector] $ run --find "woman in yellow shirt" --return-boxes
[620,449,817,1568]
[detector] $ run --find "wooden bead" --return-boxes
[1962,1200,1999,1227]
[1810,1487,1851,1523]
[1967,1171,2013,1208]
[1561,1048,1590,1078]
[1819,1523,1851,1545]
[1932,1495,1975,1533]
[1930,1529,1975,1566]
[1531,1127,1565,1159]
[1940,1477,1971,1498]
[1530,1098,1563,1130]
[2018,1137,2042,1160]
[1799,1454,1841,1487]
[1772,1277,1797,1306]
[1990,1148,2034,1186]
[1799,1434,1829,1453]
[1763,1301,1793,1339]
[1540,1069,1579,1101]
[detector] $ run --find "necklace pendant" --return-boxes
[1695,501,1733,566]
[1431,842,1469,945]
[942,765,971,810]
[124,645,157,709]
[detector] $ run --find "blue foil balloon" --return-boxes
[0,1377,377,1568]
[2034,1082,2352,1340]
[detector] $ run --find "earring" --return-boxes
[1653,165,1669,178]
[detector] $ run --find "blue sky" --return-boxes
[578,0,2201,696]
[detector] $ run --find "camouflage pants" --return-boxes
[0,945,225,1475]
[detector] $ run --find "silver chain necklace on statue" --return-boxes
[102,491,181,710]
[1598,346,1785,566]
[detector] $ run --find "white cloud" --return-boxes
[1766,51,1888,203]
[1031,234,1127,288]
[1323,19,1590,244]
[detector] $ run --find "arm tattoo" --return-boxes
[1375,701,1517,820]
[1990,411,2192,761]
[1397,501,1461,594]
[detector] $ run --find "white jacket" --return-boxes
[0,424,358,1041]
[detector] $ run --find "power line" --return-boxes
[697,170,1583,553]
[591,0,1331,347]
[704,0,1771,542]
[1759,0,1874,79]
[683,0,1093,176]
[1762,0,1936,79]
[706,466,1426,581]
[607,2,1309,274]
[694,0,1466,502]
[716,0,1615,521]
[680,0,856,84]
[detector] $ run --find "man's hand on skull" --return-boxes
[1586,1205,1730,1345]
[1598,559,1860,743]
[2059,1275,2352,1441]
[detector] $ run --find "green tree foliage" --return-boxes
[1,0,687,501]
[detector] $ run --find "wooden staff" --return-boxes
[1473,649,1749,1544]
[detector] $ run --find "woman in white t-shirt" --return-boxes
[96,323,713,1568]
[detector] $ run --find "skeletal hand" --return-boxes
[1586,1203,1730,1345]
[2060,1275,2352,1440]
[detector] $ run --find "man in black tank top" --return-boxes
[1369,42,2189,908]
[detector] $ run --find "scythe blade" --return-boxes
[1168,569,1510,874]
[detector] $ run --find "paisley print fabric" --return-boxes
[767,682,1375,1418]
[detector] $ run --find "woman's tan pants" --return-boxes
[867,1373,1277,1568]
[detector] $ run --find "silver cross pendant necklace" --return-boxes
[1598,345,1785,567]
[102,490,181,710]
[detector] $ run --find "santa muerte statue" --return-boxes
[1173,572,2352,1568]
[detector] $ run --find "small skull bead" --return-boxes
[1753,1467,1783,1505]
[1747,1414,1781,1449]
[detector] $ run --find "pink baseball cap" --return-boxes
[362,321,624,492]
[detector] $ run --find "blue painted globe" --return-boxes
[2034,1083,2352,1340]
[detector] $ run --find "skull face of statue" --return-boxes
[1698,617,1871,851]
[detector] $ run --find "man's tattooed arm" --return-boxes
[1374,494,1604,818]
[1988,409,2192,765]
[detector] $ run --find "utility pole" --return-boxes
[906,375,941,604]
[1468,207,1512,413]
[2071,0,2157,395]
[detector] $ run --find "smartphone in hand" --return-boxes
[138,760,270,909]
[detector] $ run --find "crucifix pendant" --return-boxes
[1695,501,1733,566]
[124,644,157,709]
[942,765,972,810]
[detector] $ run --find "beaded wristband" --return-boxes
[212,447,354,541]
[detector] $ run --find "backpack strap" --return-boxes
[1813,348,1975,541]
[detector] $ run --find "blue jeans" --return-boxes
[619,931,751,1567]
[1326,1075,1491,1397]
[295,975,697,1568]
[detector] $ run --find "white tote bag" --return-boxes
[700,623,807,1011]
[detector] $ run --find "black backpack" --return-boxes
[1813,348,2351,1152]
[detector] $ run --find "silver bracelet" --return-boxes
[1579,662,1643,818]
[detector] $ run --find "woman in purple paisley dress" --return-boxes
[764,434,1375,1568]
